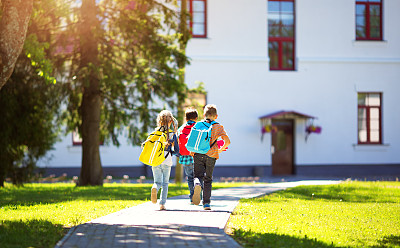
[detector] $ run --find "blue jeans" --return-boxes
[151,163,171,205]
[184,164,194,201]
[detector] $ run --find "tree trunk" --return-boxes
[0,168,5,187]
[0,0,33,90]
[77,0,103,186]
[175,0,190,184]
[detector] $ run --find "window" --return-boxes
[72,130,82,146]
[72,130,104,146]
[358,93,382,144]
[356,0,383,40]
[268,0,295,70]
[178,0,207,38]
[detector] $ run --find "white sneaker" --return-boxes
[193,178,202,205]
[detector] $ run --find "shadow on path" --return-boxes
[57,223,240,248]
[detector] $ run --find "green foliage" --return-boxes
[0,0,68,186]
[228,181,400,248]
[24,35,56,85]
[0,54,62,186]
[61,0,189,146]
[189,81,207,94]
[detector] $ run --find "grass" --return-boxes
[0,182,246,248]
[227,181,400,248]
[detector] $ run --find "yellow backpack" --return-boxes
[139,128,171,166]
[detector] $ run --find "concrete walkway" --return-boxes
[55,180,340,248]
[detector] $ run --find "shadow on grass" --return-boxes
[0,219,66,248]
[373,235,400,248]
[232,229,338,248]
[0,183,235,208]
[0,184,189,207]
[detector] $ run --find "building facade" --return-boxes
[42,0,400,178]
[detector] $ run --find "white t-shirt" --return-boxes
[162,132,174,166]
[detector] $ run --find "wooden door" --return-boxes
[271,119,294,175]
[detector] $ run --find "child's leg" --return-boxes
[184,164,194,201]
[152,165,163,191]
[193,154,206,183]
[159,163,171,206]
[202,156,217,205]
[193,154,206,205]
[151,165,163,203]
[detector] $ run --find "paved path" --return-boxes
[55,180,340,248]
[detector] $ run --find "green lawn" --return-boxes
[227,181,400,248]
[0,182,244,248]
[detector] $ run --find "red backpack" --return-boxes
[178,122,196,156]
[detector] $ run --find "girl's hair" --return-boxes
[156,110,177,132]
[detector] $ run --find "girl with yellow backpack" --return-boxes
[139,110,179,210]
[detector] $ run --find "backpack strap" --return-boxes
[210,139,218,148]
[205,119,219,148]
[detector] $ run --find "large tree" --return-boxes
[0,0,69,187]
[61,0,188,185]
[0,0,34,90]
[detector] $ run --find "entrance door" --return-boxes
[271,119,294,175]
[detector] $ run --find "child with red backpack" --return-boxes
[177,108,198,204]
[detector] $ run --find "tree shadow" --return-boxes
[231,229,339,248]
[0,184,189,207]
[372,235,400,248]
[57,223,240,248]
[0,219,66,248]
[0,183,233,207]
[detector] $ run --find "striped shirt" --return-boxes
[206,123,229,160]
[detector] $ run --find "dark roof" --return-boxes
[259,110,316,120]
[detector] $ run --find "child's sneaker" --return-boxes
[151,187,157,204]
[193,184,201,205]
[203,203,211,210]
[160,205,166,210]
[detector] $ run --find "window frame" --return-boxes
[268,0,296,71]
[355,0,383,41]
[357,92,382,145]
[188,0,207,38]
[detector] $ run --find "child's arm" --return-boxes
[172,133,180,156]
[218,135,230,154]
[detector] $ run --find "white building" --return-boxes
[42,0,400,178]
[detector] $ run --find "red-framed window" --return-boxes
[356,0,383,40]
[358,93,382,144]
[179,0,207,38]
[268,0,295,71]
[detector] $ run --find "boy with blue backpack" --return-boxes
[185,104,230,210]
[177,108,198,204]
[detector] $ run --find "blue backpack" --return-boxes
[185,119,218,154]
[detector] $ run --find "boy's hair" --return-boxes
[185,107,198,121]
[157,110,177,132]
[204,104,217,118]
